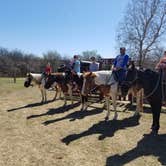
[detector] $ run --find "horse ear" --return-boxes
[27,73,30,76]
[91,73,97,77]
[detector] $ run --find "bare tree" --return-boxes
[43,51,62,72]
[81,50,101,61]
[117,0,166,67]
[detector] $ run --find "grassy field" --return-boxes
[0,78,166,166]
[0,77,25,95]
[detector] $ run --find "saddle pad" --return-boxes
[93,70,116,85]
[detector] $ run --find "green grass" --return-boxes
[0,77,25,95]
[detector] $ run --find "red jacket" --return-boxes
[45,66,52,74]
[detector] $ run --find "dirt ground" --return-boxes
[0,82,166,166]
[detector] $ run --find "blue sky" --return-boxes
[0,0,129,58]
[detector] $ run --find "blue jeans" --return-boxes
[113,69,126,83]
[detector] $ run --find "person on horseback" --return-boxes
[42,62,53,89]
[45,62,52,75]
[112,47,129,84]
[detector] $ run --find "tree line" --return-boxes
[0,47,101,77]
[0,0,165,78]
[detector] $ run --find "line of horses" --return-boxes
[24,63,163,135]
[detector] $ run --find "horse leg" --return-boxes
[68,85,73,104]
[81,95,88,111]
[134,90,142,116]
[112,93,118,120]
[52,86,58,101]
[84,96,88,110]
[81,95,84,111]
[40,88,44,103]
[110,84,118,120]
[105,96,110,121]
[150,101,161,135]
[59,89,62,99]
[44,88,47,102]
[63,92,67,106]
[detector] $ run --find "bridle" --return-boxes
[123,69,139,87]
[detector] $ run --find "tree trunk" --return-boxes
[13,73,16,83]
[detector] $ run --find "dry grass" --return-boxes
[0,78,166,166]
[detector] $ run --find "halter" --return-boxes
[123,68,139,86]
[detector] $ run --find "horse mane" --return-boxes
[83,72,96,78]
[138,69,159,83]
[144,69,159,77]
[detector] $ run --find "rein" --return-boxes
[126,69,161,99]
[143,72,161,99]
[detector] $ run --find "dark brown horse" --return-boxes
[121,64,162,135]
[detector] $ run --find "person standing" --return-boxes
[155,51,166,103]
[71,55,80,74]
[89,56,99,72]
[155,51,166,71]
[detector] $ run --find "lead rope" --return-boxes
[143,70,161,99]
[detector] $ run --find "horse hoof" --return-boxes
[133,112,140,117]
[113,114,118,120]
[150,130,158,136]
[63,104,66,107]
[105,116,109,121]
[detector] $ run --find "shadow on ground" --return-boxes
[27,102,81,119]
[7,100,54,112]
[62,115,141,145]
[106,134,166,166]
[42,108,104,125]
[124,103,166,114]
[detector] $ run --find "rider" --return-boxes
[42,62,52,88]
[112,47,129,84]
[45,62,52,75]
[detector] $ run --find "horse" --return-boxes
[81,70,119,120]
[24,73,59,103]
[121,64,162,135]
[44,72,74,106]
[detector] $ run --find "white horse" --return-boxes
[24,73,59,103]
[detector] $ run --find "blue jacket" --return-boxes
[113,54,129,70]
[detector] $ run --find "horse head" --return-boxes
[81,72,96,96]
[121,63,140,97]
[24,73,33,87]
